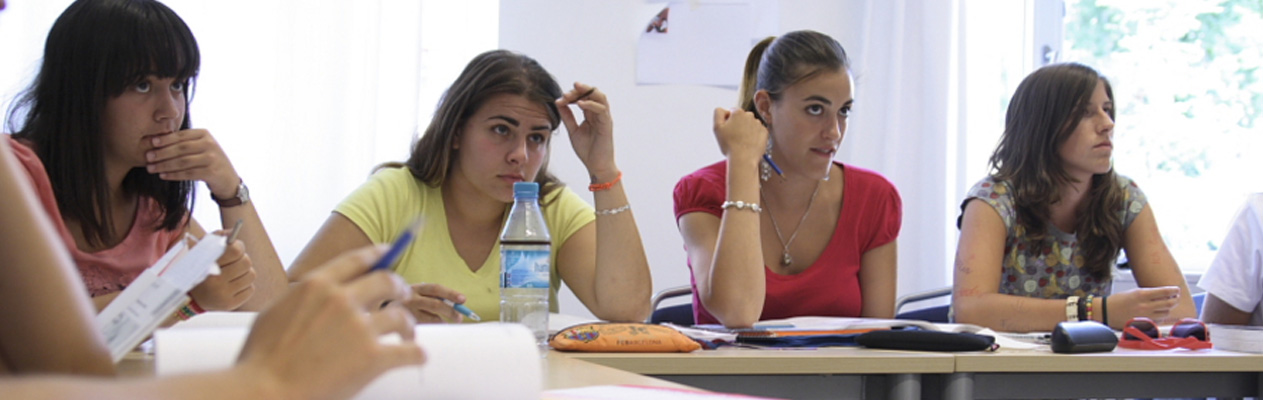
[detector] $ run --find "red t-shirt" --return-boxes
[673,161,902,325]
[7,136,185,297]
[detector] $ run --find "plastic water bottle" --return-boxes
[500,182,551,351]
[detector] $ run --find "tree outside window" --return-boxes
[1064,0,1263,271]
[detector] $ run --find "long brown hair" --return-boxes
[737,30,850,121]
[989,62,1124,280]
[401,50,565,203]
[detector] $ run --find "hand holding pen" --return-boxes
[557,83,618,176]
[189,219,256,311]
[372,218,481,323]
[406,282,480,323]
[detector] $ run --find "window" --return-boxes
[1063,0,1263,272]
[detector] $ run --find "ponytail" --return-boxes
[739,36,776,117]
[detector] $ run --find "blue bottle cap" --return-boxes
[513,182,539,198]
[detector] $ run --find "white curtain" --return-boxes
[841,0,964,298]
[0,1,497,266]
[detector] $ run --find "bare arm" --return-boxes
[0,140,114,376]
[952,199,1068,332]
[212,198,286,311]
[555,177,654,322]
[859,241,897,318]
[0,247,425,400]
[1122,204,1197,322]
[673,109,770,328]
[146,129,285,311]
[554,84,652,322]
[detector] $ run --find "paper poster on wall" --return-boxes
[636,0,779,88]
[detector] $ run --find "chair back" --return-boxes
[649,285,694,325]
[894,287,953,323]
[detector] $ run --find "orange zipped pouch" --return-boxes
[549,322,702,353]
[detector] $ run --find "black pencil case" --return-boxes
[856,328,996,352]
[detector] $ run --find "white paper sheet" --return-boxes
[155,322,541,399]
[635,2,755,87]
[98,234,226,362]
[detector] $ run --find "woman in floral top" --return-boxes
[952,63,1196,332]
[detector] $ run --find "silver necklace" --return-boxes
[762,180,822,267]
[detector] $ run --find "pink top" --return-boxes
[674,161,902,325]
[7,136,185,297]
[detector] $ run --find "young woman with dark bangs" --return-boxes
[5,0,286,314]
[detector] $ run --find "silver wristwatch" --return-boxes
[213,181,250,208]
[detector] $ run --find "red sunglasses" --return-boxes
[1118,317,1212,350]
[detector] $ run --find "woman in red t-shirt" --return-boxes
[674,30,902,328]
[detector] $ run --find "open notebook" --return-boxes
[157,315,542,400]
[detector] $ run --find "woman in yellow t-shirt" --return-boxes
[288,50,652,323]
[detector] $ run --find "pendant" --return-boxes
[782,251,793,266]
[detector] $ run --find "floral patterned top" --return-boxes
[960,175,1147,299]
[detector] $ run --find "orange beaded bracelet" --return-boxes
[588,171,622,192]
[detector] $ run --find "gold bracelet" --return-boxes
[595,204,631,216]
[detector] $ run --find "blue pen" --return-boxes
[370,218,425,272]
[443,299,482,321]
[762,153,784,176]
[369,218,480,321]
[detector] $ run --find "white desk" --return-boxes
[119,351,696,392]
[560,347,956,400]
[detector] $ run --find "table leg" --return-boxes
[888,373,920,400]
[943,372,973,400]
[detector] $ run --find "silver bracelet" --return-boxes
[720,200,762,213]
[595,204,631,216]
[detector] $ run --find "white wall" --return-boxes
[499,1,959,318]
[2,0,959,320]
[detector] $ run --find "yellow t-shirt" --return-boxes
[334,167,595,321]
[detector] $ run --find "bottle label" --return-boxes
[500,248,550,289]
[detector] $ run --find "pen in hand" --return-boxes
[370,218,424,272]
[370,218,480,321]
[225,219,244,243]
[443,299,482,321]
[559,87,596,105]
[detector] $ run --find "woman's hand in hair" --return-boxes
[1105,286,1181,328]
[145,129,241,199]
[712,107,768,162]
[237,246,424,400]
[556,82,618,179]
[401,283,468,323]
[189,236,257,311]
